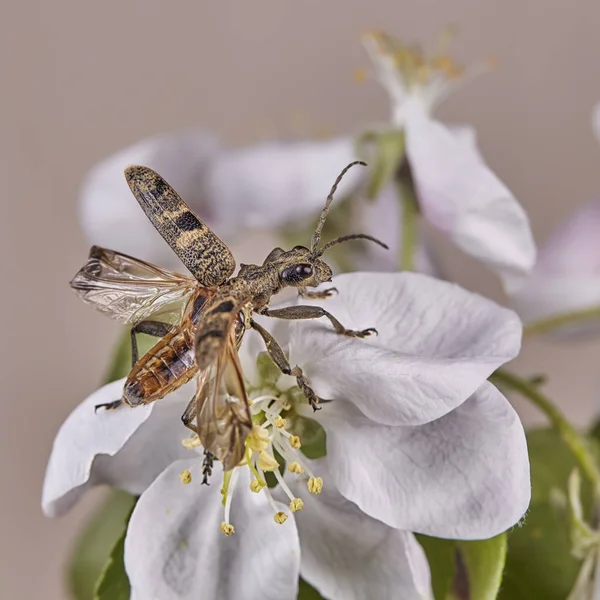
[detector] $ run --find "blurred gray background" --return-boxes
[2,1,600,597]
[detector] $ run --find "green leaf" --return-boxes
[297,578,325,599]
[457,534,507,600]
[527,429,594,513]
[499,428,593,599]
[359,130,406,199]
[94,526,130,600]
[416,535,456,600]
[68,491,135,600]
[499,503,580,599]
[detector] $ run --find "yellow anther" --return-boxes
[181,436,201,450]
[274,511,288,524]
[485,55,499,70]
[247,426,270,452]
[273,416,287,429]
[179,470,192,485]
[308,477,323,494]
[432,55,454,73]
[287,461,305,475]
[258,450,280,472]
[220,522,235,536]
[250,479,265,493]
[353,67,368,84]
[289,435,302,449]
[290,498,304,512]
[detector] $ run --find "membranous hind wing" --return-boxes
[124,165,236,287]
[70,246,197,325]
[195,306,251,471]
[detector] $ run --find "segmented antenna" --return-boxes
[310,161,367,253]
[316,233,388,257]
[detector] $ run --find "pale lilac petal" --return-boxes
[80,132,220,268]
[289,272,522,426]
[125,461,300,600]
[316,382,530,538]
[204,137,361,234]
[285,462,432,600]
[42,379,193,517]
[510,200,600,332]
[404,105,536,288]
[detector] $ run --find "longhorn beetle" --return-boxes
[70,161,387,471]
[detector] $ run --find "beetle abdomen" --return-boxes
[123,329,197,406]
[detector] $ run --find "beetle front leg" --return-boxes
[260,305,377,338]
[250,319,325,411]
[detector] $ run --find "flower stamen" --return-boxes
[179,470,192,485]
[274,511,288,524]
[220,522,235,536]
[308,477,323,495]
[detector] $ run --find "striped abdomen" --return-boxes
[123,326,197,406]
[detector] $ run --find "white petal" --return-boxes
[42,379,193,517]
[318,381,530,538]
[510,200,600,334]
[404,106,536,287]
[285,461,432,600]
[80,132,220,268]
[125,461,300,600]
[203,137,361,234]
[289,272,522,426]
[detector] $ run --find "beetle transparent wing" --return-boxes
[70,246,197,325]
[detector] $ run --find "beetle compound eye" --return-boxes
[280,263,313,284]
[296,265,312,276]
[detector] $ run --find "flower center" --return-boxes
[360,28,494,124]
[181,367,324,535]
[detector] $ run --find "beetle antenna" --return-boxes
[310,161,367,254]
[315,233,389,257]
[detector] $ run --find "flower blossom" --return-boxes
[43,272,530,599]
[358,30,536,289]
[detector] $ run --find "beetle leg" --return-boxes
[130,320,173,366]
[94,399,123,412]
[95,320,174,413]
[260,305,377,338]
[181,395,198,433]
[250,319,326,411]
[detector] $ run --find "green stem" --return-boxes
[491,370,600,498]
[397,178,419,271]
[523,306,600,337]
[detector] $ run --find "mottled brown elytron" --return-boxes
[71,162,387,472]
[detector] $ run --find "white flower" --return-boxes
[81,132,361,269]
[361,30,536,289]
[508,200,600,336]
[43,272,529,599]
